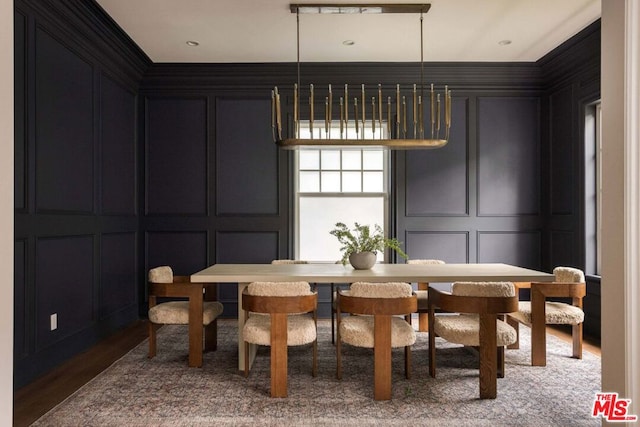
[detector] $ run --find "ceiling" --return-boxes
[95,0,601,63]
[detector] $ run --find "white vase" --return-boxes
[349,251,377,269]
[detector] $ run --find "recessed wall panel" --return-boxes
[100,233,137,317]
[406,98,468,216]
[216,231,279,301]
[15,12,26,210]
[101,75,136,215]
[551,230,576,269]
[405,231,468,263]
[36,236,94,350]
[477,231,541,270]
[14,240,26,359]
[550,86,574,215]
[146,231,207,276]
[35,29,94,212]
[216,98,278,215]
[478,97,540,216]
[146,98,207,215]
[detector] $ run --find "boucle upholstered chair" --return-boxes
[147,266,223,368]
[336,282,417,400]
[242,281,318,398]
[428,282,518,399]
[407,259,446,332]
[506,266,586,366]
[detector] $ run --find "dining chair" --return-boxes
[428,281,518,399]
[147,266,223,367]
[242,281,318,398]
[336,282,417,400]
[506,266,586,366]
[407,259,446,332]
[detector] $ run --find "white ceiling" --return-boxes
[96,0,601,63]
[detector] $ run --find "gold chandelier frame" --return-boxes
[271,3,451,149]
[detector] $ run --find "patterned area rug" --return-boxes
[33,319,601,426]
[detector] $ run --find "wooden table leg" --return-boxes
[238,282,257,372]
[373,315,392,400]
[188,287,203,368]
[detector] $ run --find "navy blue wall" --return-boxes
[13,0,601,388]
[13,0,149,388]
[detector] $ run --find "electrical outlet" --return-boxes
[50,313,57,331]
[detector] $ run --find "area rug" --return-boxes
[32,319,601,426]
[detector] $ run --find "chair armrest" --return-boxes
[429,286,518,314]
[530,282,586,298]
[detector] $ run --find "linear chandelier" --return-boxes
[271,3,451,150]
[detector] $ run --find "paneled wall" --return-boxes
[538,21,601,337]
[397,94,543,269]
[13,0,148,388]
[140,62,543,318]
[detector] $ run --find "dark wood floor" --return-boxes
[13,319,601,426]
[13,320,149,427]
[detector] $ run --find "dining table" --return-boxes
[190,262,555,372]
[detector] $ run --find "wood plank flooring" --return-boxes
[13,320,600,427]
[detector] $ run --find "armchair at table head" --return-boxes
[147,266,223,367]
[336,281,417,400]
[506,266,586,366]
[428,281,518,399]
[406,259,446,332]
[242,281,318,398]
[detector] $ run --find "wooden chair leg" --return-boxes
[506,316,520,349]
[531,293,547,366]
[312,339,318,377]
[478,314,498,399]
[497,346,505,378]
[573,322,583,359]
[331,283,335,344]
[418,282,429,332]
[405,345,411,379]
[244,340,250,378]
[373,316,392,400]
[336,325,342,380]
[270,313,288,398]
[148,322,158,359]
[428,309,436,378]
[204,319,217,352]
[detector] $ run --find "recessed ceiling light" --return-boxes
[342,40,355,46]
[498,39,512,46]
[186,40,200,47]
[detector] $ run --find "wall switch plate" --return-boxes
[50,313,57,331]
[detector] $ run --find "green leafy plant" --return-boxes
[329,222,408,265]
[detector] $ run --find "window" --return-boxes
[585,101,602,275]
[295,122,389,262]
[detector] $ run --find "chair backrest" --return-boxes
[407,259,445,265]
[149,266,173,283]
[247,281,312,296]
[339,282,416,315]
[350,282,413,298]
[243,282,317,314]
[271,260,309,265]
[553,266,585,283]
[431,281,518,315]
[452,281,516,297]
